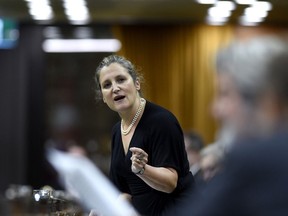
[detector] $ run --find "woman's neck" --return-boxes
[120,97,141,126]
[120,97,146,136]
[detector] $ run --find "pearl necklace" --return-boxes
[121,98,146,136]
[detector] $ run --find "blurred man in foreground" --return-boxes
[199,143,224,183]
[168,35,288,216]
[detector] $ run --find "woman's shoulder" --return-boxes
[147,100,176,115]
[144,101,179,124]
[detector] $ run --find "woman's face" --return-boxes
[99,63,140,113]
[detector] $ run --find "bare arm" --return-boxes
[130,147,178,193]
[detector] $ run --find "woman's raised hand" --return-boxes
[130,147,148,174]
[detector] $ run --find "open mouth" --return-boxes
[114,95,125,101]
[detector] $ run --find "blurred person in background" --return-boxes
[46,104,85,154]
[44,104,86,190]
[184,131,204,183]
[167,35,288,216]
[94,55,194,216]
[199,143,224,183]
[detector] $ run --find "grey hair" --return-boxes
[216,36,288,105]
[94,55,144,101]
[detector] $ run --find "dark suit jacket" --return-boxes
[167,130,288,216]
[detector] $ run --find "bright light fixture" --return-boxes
[238,0,272,26]
[208,6,232,18]
[206,15,228,25]
[29,5,53,20]
[42,39,122,53]
[62,0,90,24]
[252,1,272,11]
[239,16,263,26]
[215,1,236,11]
[25,0,54,21]
[205,0,235,25]
[245,7,268,18]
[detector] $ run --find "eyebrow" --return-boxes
[101,74,126,84]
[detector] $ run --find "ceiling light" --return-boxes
[25,0,54,21]
[206,15,228,25]
[29,5,53,20]
[239,20,259,26]
[245,7,268,18]
[238,1,272,26]
[42,39,122,53]
[205,1,235,25]
[65,9,89,21]
[239,15,263,26]
[208,6,232,18]
[62,0,90,24]
[251,1,272,11]
[215,1,236,11]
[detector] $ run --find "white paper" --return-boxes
[46,147,138,216]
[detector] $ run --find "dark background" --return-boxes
[0,24,119,193]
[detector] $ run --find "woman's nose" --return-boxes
[112,83,120,93]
